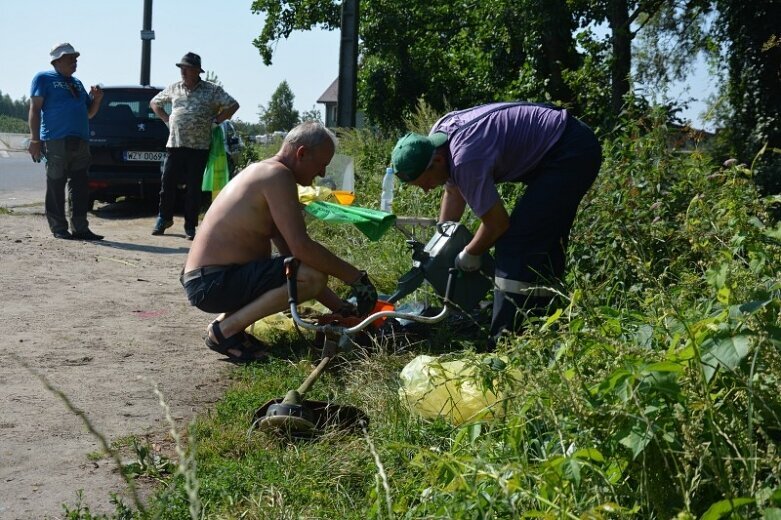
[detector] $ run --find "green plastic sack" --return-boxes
[202,125,229,193]
[398,355,506,425]
[304,200,396,241]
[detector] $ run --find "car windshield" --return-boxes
[93,90,170,122]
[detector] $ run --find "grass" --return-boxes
[52,109,781,519]
[111,435,140,450]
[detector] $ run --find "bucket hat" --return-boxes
[176,52,204,73]
[50,42,80,63]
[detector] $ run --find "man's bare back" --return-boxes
[186,134,362,285]
[184,158,301,271]
[178,122,377,361]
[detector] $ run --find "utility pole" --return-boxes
[336,0,359,127]
[140,0,154,86]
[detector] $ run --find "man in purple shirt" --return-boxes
[391,102,601,342]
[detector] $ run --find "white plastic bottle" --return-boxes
[380,167,395,213]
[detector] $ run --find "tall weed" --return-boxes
[88,109,781,518]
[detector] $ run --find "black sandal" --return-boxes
[205,320,269,362]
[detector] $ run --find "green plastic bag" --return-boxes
[304,200,397,241]
[202,125,229,193]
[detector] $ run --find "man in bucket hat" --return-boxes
[27,42,104,240]
[391,102,601,344]
[150,52,239,240]
[177,52,204,72]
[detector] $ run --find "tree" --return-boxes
[570,0,713,118]
[233,118,265,137]
[250,0,341,66]
[0,90,30,120]
[204,71,223,87]
[359,1,553,128]
[258,80,300,131]
[300,106,323,123]
[248,0,778,166]
[632,1,714,90]
[252,1,582,130]
[713,0,781,193]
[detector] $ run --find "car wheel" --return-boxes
[142,194,159,213]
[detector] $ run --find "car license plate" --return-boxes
[124,151,165,162]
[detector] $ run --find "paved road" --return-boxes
[0,151,46,209]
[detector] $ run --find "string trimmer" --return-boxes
[253,221,494,439]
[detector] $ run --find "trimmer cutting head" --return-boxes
[258,399,317,435]
[254,392,369,439]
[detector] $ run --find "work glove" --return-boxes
[349,271,378,315]
[455,250,482,272]
[335,301,359,317]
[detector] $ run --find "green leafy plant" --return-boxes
[121,439,174,481]
[51,108,781,519]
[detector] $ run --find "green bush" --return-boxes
[0,114,29,133]
[96,108,781,519]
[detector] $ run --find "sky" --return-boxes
[0,0,716,130]
[0,0,340,124]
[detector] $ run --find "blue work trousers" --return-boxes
[490,116,602,337]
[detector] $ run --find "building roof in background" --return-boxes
[317,78,338,103]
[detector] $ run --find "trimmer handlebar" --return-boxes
[284,257,300,306]
[283,256,457,344]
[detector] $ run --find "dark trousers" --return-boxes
[44,137,92,234]
[158,147,209,230]
[490,117,602,337]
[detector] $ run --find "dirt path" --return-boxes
[0,202,230,519]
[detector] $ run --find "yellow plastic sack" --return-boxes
[398,355,506,425]
[245,300,331,342]
[298,185,355,205]
[246,312,297,340]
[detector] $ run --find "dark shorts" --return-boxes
[180,257,287,313]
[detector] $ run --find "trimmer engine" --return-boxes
[389,221,494,311]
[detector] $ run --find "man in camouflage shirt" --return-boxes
[150,52,239,239]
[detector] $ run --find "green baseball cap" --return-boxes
[391,132,448,182]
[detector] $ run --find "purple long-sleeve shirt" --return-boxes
[432,102,568,216]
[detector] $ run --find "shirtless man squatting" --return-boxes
[180,121,378,361]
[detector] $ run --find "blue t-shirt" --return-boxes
[30,70,91,141]
[432,102,568,217]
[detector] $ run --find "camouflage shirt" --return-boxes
[151,80,237,150]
